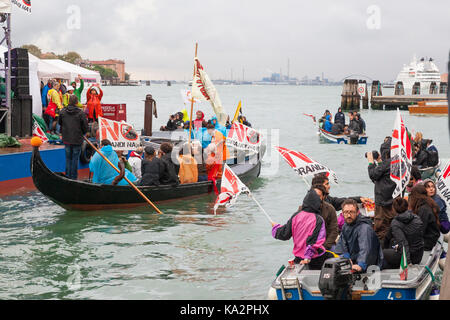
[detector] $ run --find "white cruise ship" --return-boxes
[395,55,441,92]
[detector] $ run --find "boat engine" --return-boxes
[318,258,354,300]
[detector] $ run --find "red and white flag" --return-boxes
[436,160,450,206]
[213,164,250,214]
[390,109,412,198]
[98,117,140,151]
[226,122,261,153]
[191,57,227,126]
[32,120,48,142]
[275,146,338,184]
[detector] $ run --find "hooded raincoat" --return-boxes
[89,145,137,186]
[272,189,327,261]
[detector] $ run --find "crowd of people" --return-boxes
[318,108,366,136]
[41,76,104,135]
[271,131,447,273]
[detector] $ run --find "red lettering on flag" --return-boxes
[100,118,119,141]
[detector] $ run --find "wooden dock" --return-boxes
[370,94,447,110]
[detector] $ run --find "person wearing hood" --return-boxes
[348,112,360,134]
[58,95,88,180]
[89,139,137,186]
[128,147,144,180]
[271,187,333,270]
[424,179,450,234]
[335,199,384,272]
[334,107,345,126]
[367,138,397,241]
[193,110,207,130]
[206,122,230,163]
[70,74,84,102]
[382,197,424,269]
[323,114,333,132]
[355,113,366,134]
[210,116,227,136]
[86,84,104,123]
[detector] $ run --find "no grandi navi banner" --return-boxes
[11,0,31,14]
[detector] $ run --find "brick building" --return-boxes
[89,59,126,81]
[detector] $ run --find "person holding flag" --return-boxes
[271,187,333,270]
[382,197,424,270]
[367,137,397,241]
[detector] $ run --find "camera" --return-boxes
[364,150,380,159]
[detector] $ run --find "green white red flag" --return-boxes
[399,246,408,280]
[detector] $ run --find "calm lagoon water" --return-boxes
[0,84,448,299]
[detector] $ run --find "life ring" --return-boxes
[80,139,97,164]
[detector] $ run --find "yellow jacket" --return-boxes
[178,155,198,184]
[47,89,63,110]
[63,93,84,108]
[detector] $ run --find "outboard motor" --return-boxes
[318,258,354,300]
[349,131,359,144]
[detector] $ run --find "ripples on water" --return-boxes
[0,84,448,299]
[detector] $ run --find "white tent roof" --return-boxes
[44,59,101,84]
[0,45,71,80]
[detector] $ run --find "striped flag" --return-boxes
[213,164,250,214]
[390,109,412,198]
[399,246,408,280]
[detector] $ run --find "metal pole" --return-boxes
[5,13,11,136]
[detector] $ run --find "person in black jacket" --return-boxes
[58,95,88,180]
[158,142,179,185]
[382,197,424,269]
[348,112,360,134]
[367,140,397,241]
[331,122,344,135]
[138,146,164,186]
[408,184,440,251]
[334,107,345,126]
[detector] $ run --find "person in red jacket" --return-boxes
[86,84,103,123]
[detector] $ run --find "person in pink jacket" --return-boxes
[271,187,333,270]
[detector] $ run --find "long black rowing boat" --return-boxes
[30,146,262,211]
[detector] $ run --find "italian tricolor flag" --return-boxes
[399,246,408,280]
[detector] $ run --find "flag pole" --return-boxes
[249,193,274,224]
[188,42,198,146]
[83,137,163,214]
[232,100,242,123]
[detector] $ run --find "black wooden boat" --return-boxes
[30,146,262,211]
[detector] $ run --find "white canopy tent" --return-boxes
[44,59,101,84]
[0,45,101,115]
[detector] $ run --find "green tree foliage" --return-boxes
[125,72,131,81]
[59,51,82,64]
[20,44,42,57]
[90,65,118,80]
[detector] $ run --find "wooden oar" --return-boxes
[84,136,163,214]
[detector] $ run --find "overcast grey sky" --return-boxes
[10,0,450,81]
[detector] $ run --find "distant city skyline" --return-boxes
[10,0,450,82]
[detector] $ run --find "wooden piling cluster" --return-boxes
[370,80,383,110]
[394,81,405,95]
[340,79,361,111]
